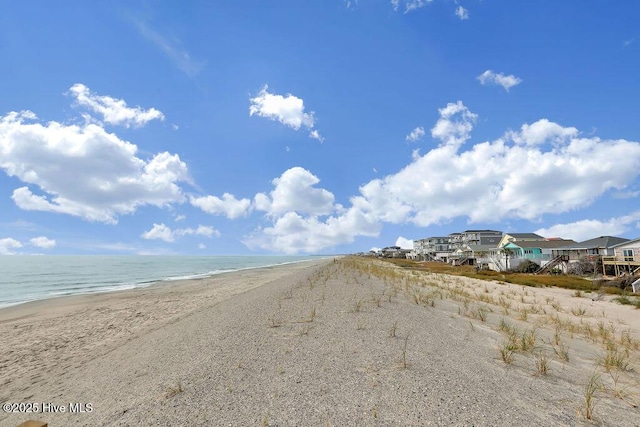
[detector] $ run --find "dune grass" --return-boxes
[384,259,604,292]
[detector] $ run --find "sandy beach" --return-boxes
[1,257,639,426]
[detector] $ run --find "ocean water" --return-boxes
[0,255,325,308]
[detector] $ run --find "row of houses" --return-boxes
[405,230,640,277]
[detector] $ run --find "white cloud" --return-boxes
[244,207,380,254]
[0,238,22,255]
[198,243,206,249]
[0,110,189,224]
[254,167,335,217]
[249,85,323,141]
[191,225,219,238]
[406,126,425,142]
[455,6,469,20]
[141,223,174,242]
[132,19,202,77]
[395,236,414,249]
[69,84,164,128]
[29,236,56,249]
[243,166,382,254]
[174,214,186,222]
[534,211,640,242]
[309,129,325,142]
[507,119,578,146]
[477,70,522,92]
[430,101,477,148]
[190,193,252,219]
[351,101,640,228]
[623,38,634,48]
[141,223,220,243]
[392,0,433,13]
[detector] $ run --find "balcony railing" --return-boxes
[603,256,639,263]
[513,254,552,261]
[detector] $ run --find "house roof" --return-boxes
[479,236,501,245]
[610,236,640,248]
[463,229,502,234]
[554,236,629,250]
[505,233,544,239]
[508,239,576,249]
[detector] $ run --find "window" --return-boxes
[623,249,633,262]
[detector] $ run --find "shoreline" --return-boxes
[1,256,638,426]
[0,258,330,323]
[0,255,332,311]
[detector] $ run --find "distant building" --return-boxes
[412,236,450,262]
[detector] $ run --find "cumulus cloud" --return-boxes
[243,166,381,254]
[351,101,640,228]
[0,110,189,224]
[455,6,469,20]
[141,223,219,243]
[406,126,425,142]
[190,193,252,219]
[395,236,414,249]
[69,84,164,128]
[249,85,323,141]
[244,207,380,254]
[507,119,578,146]
[254,167,335,217]
[534,212,640,242]
[430,101,477,148]
[29,236,56,249]
[0,238,22,255]
[477,70,522,92]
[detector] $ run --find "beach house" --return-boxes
[551,236,630,260]
[601,237,640,277]
[501,239,576,271]
[448,230,502,266]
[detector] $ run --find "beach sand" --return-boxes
[1,257,638,426]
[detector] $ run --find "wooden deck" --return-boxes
[602,256,640,276]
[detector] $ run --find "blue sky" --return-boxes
[1,0,639,255]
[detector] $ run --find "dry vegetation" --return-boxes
[386,258,640,296]
[307,256,640,422]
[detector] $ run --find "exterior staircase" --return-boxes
[632,278,640,294]
[488,255,506,272]
[535,255,568,275]
[424,253,438,262]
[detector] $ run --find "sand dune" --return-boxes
[1,257,638,426]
